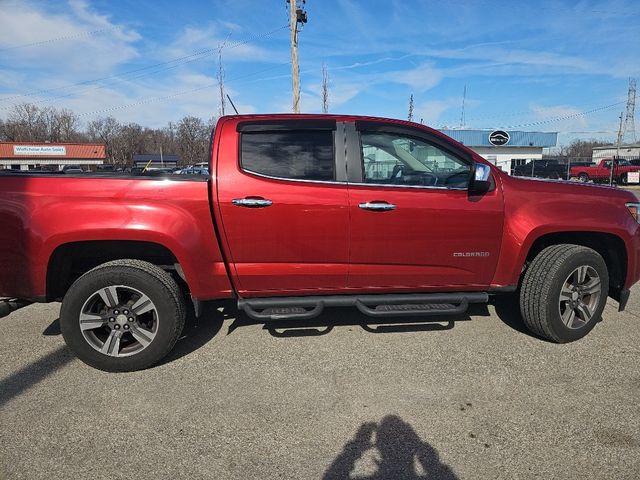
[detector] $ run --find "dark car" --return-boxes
[512,159,568,179]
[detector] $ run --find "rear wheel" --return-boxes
[60,260,186,372]
[520,245,608,343]
[619,173,628,185]
[578,173,589,182]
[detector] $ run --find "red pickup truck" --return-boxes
[570,158,640,184]
[1,114,639,371]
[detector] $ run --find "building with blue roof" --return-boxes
[438,129,558,174]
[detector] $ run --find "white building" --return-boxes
[439,129,558,174]
[592,143,640,161]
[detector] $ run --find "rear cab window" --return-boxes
[240,130,335,181]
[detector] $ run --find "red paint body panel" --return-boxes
[490,175,640,289]
[1,113,639,304]
[0,176,232,299]
[213,116,350,294]
[347,185,503,289]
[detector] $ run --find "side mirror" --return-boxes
[469,162,492,194]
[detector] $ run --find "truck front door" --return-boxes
[215,119,350,295]
[346,122,504,290]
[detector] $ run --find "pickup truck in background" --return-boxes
[512,159,568,179]
[570,158,640,184]
[1,114,639,371]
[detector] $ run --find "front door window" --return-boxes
[361,132,471,189]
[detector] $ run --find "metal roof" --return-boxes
[439,129,557,148]
[593,143,640,150]
[133,154,179,162]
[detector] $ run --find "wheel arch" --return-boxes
[523,231,627,300]
[46,240,185,301]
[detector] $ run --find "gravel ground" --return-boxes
[1,290,639,480]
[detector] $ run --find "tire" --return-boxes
[619,174,628,185]
[578,173,589,183]
[520,244,609,343]
[60,260,186,372]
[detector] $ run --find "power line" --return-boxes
[0,26,121,51]
[0,25,288,104]
[503,102,625,129]
[75,63,290,118]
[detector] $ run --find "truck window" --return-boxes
[241,130,334,181]
[360,131,471,188]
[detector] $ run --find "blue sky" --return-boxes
[0,0,638,146]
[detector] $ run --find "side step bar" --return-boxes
[238,292,488,321]
[0,298,31,319]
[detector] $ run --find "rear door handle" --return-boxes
[232,198,273,208]
[358,201,396,211]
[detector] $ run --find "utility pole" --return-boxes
[459,84,467,128]
[408,94,414,122]
[612,111,624,186]
[622,78,637,143]
[217,44,226,117]
[288,0,307,113]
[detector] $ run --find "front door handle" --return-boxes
[232,197,273,208]
[358,201,396,211]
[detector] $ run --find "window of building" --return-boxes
[241,130,335,181]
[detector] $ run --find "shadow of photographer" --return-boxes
[324,415,458,480]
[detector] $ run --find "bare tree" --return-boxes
[560,139,611,160]
[6,103,47,141]
[177,116,210,165]
[45,107,80,142]
[321,63,329,114]
[1,103,218,167]
[87,117,122,164]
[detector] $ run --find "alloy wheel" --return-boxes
[79,285,159,357]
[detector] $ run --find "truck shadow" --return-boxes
[227,304,490,338]
[490,294,550,341]
[323,415,458,480]
[159,300,233,365]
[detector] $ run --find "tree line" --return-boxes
[0,103,216,166]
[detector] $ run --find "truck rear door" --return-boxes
[214,118,350,295]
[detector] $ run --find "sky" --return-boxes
[0,0,638,147]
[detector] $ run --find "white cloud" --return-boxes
[529,104,588,130]
[164,23,273,63]
[0,1,140,75]
[386,64,442,92]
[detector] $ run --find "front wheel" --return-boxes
[60,260,186,372]
[520,245,608,343]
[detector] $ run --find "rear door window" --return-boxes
[241,130,335,181]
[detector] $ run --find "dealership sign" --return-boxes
[13,145,67,156]
[488,130,510,146]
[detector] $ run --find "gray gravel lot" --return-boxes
[1,290,639,480]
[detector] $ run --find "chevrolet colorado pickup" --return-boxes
[1,114,639,372]
[570,158,640,184]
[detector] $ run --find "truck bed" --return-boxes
[0,173,231,300]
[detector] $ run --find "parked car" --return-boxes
[176,166,209,175]
[512,159,568,179]
[62,164,83,174]
[1,114,639,371]
[570,158,640,184]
